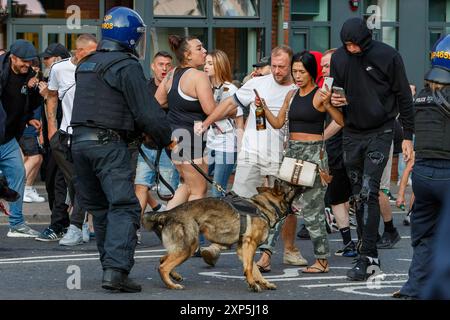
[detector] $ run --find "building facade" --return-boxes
[0,0,447,87]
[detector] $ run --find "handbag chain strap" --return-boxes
[319,120,327,170]
[282,89,298,155]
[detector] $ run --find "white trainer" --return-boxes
[23,188,45,203]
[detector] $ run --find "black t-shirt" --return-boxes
[1,71,29,142]
[147,78,158,97]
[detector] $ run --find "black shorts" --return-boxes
[19,135,42,156]
[326,167,352,205]
[170,126,207,162]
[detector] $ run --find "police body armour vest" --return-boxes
[414,86,450,160]
[71,51,135,131]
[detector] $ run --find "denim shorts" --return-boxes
[19,135,42,156]
[134,145,179,194]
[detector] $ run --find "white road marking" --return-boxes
[336,285,404,297]
[199,269,408,283]
[302,279,407,289]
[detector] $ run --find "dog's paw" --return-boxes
[169,283,185,290]
[248,283,262,293]
[264,282,277,290]
[170,271,183,282]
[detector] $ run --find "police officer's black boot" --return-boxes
[102,268,142,293]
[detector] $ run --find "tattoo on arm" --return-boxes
[45,101,58,129]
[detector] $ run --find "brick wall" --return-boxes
[271,0,290,49]
[64,0,99,19]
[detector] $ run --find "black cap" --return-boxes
[253,56,271,68]
[39,43,71,59]
[9,39,38,61]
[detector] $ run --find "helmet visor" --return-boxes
[135,26,147,60]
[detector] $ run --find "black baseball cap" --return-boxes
[253,56,271,68]
[39,43,71,59]
[9,39,38,61]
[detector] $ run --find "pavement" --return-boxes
[0,180,415,301]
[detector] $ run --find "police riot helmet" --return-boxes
[425,34,450,84]
[101,6,146,60]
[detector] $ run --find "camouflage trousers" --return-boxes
[259,140,330,259]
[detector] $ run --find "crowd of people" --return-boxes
[0,7,449,298]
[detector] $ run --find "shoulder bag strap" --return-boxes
[282,89,298,154]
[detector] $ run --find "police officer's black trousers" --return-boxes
[343,129,393,258]
[71,138,141,273]
[400,159,450,298]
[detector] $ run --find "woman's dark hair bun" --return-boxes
[168,35,182,52]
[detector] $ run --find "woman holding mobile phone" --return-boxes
[255,51,343,273]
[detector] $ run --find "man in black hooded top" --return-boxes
[330,17,414,281]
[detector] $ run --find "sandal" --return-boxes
[256,250,272,273]
[302,259,329,273]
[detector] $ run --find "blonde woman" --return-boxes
[199,50,244,265]
[204,50,244,197]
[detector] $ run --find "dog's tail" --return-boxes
[142,211,169,231]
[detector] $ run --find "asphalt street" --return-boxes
[0,207,412,301]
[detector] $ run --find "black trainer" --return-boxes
[102,269,142,293]
[35,227,65,242]
[296,224,310,240]
[347,255,381,281]
[377,229,401,249]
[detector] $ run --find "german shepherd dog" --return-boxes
[143,179,300,292]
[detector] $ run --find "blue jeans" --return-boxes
[423,184,450,299]
[0,138,25,227]
[135,144,179,196]
[210,150,236,197]
[400,159,450,298]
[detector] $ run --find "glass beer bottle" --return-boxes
[255,104,266,130]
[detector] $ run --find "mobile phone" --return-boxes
[332,86,346,98]
[322,77,334,91]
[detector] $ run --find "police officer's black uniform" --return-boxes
[71,39,172,292]
[397,86,450,299]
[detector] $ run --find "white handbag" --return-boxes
[278,157,317,187]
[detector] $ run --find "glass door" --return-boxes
[12,24,99,54]
[42,25,99,52]
[291,28,309,53]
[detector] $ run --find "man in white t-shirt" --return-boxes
[196,46,306,271]
[36,34,97,245]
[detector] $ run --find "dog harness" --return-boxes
[221,192,285,236]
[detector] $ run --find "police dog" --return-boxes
[143,179,299,292]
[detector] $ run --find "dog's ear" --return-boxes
[256,187,271,194]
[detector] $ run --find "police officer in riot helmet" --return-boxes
[393,35,450,299]
[71,7,174,292]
